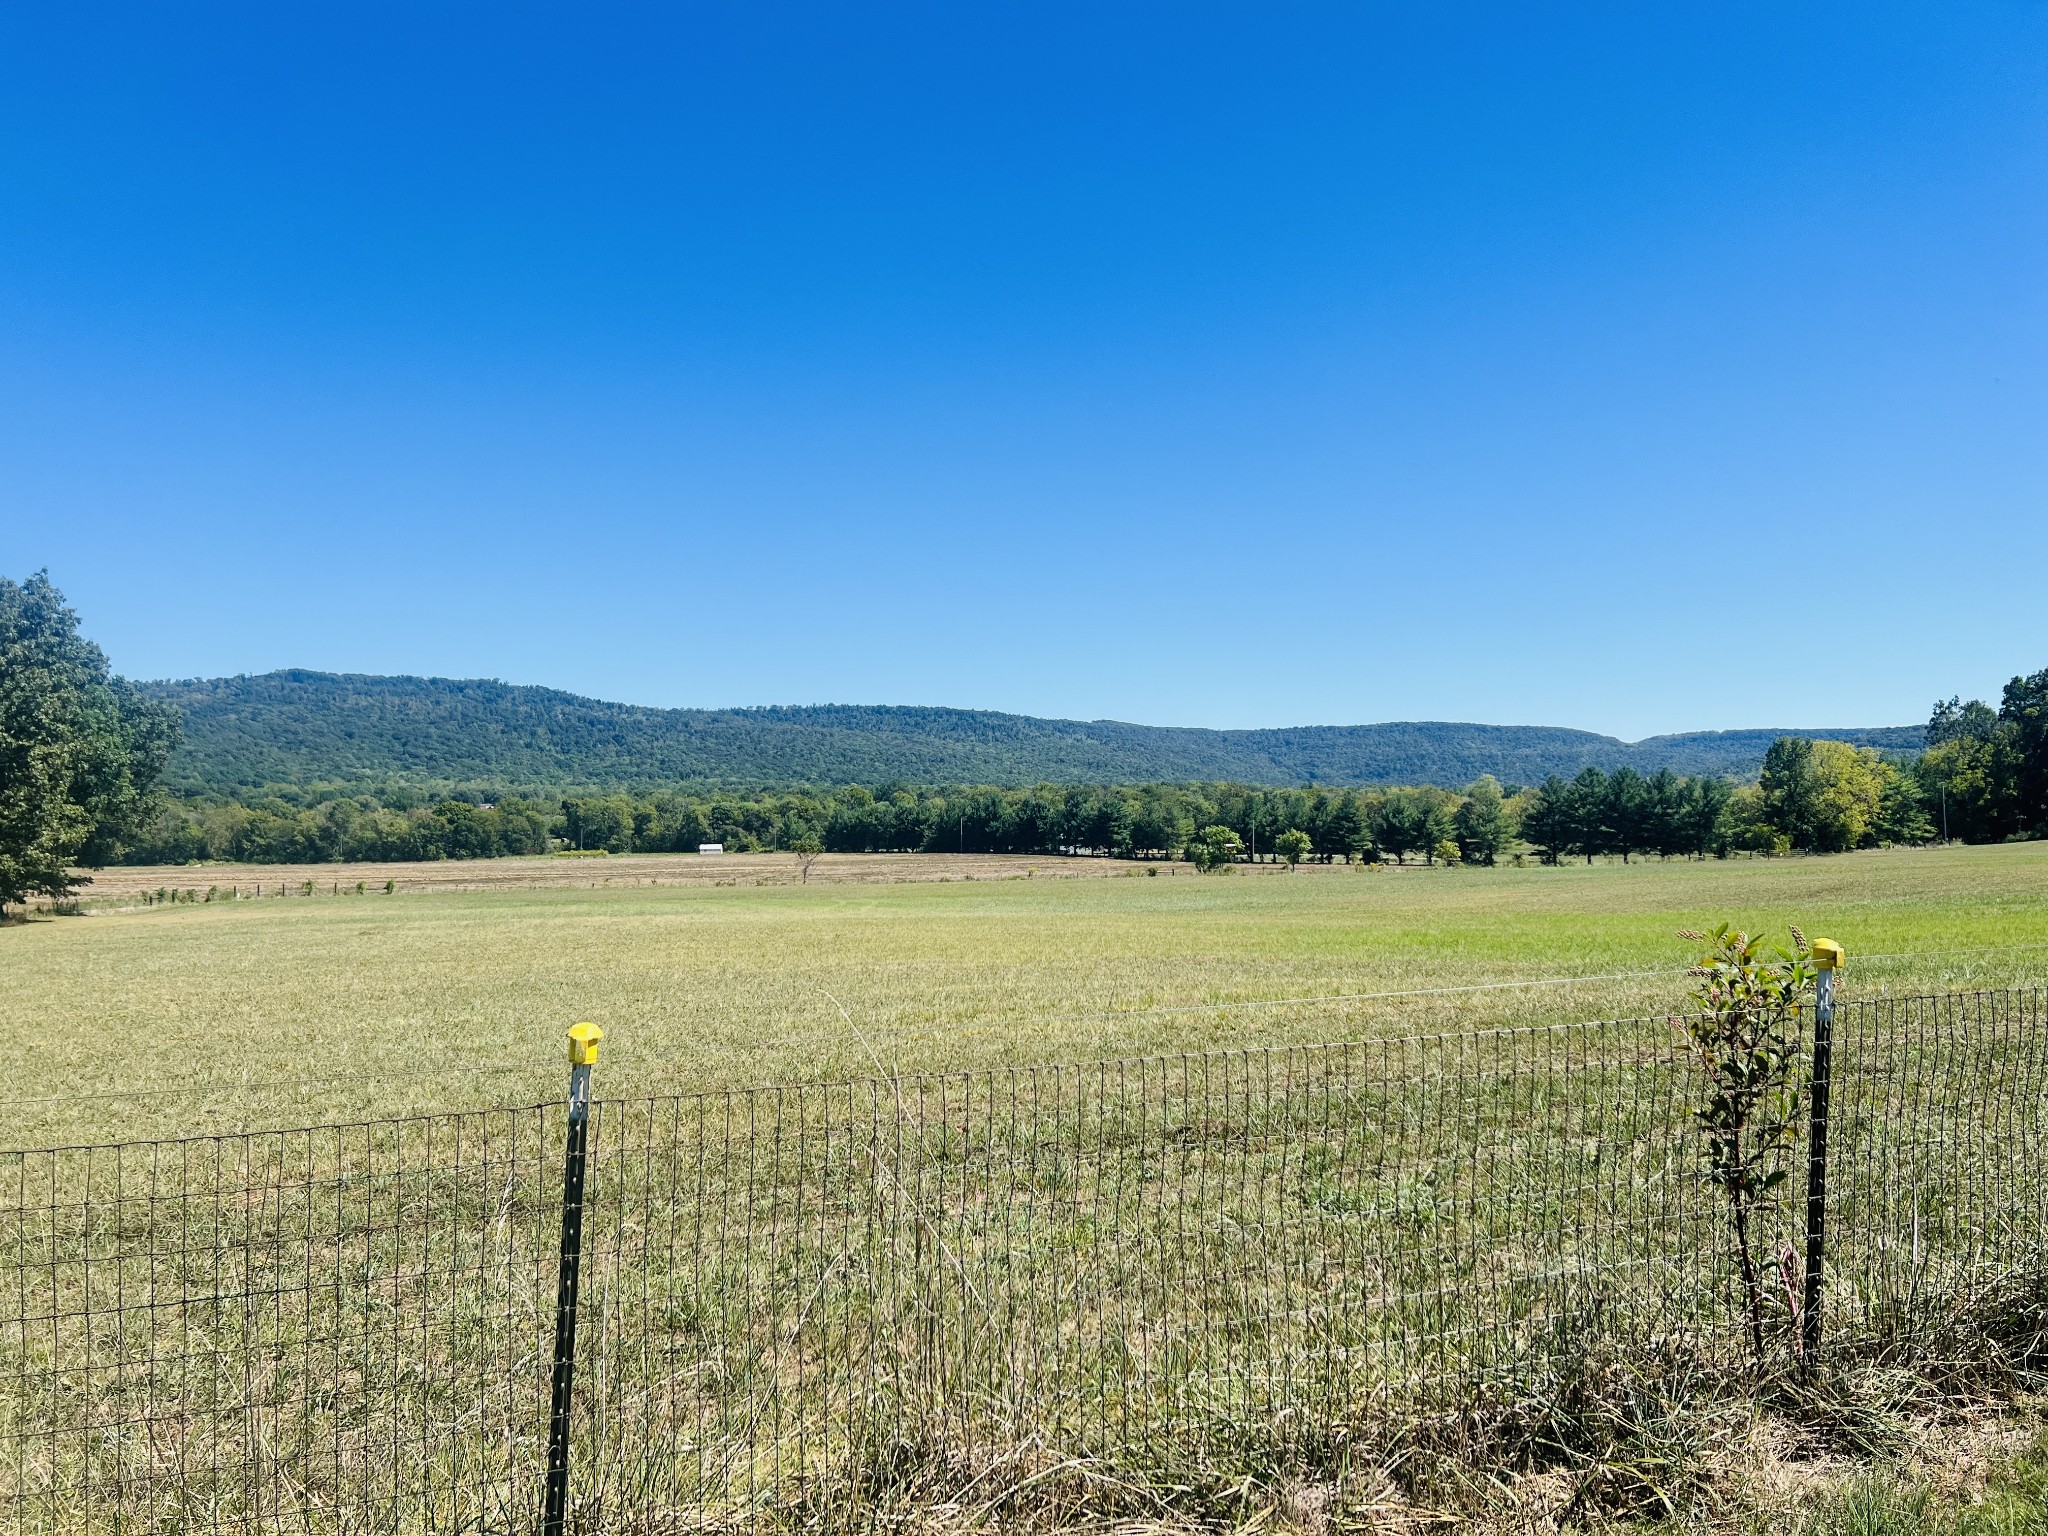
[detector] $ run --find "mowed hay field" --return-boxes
[4,842,2046,1149]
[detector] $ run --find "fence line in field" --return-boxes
[3,988,2044,1532]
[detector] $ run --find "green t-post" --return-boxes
[543,1022,603,1536]
[1801,940,1843,1365]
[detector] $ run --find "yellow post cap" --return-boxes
[1811,938,1845,970]
[568,1021,604,1066]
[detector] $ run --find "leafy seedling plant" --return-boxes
[1677,923,1817,1365]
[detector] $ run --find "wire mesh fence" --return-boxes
[3,988,2044,1532]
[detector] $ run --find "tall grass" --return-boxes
[1803,1436,2048,1536]
[4,991,2044,1532]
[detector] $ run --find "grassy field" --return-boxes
[3,841,2045,1149]
[7,842,2048,1531]
[1787,1424,2048,1536]
[60,846,1165,899]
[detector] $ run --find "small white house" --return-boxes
[698,843,725,855]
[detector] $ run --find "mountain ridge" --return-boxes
[139,670,1925,793]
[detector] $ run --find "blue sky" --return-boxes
[4,3,2043,738]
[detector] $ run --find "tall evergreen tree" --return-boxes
[1318,793,1367,862]
[1684,776,1734,858]
[1757,737,1820,850]
[1643,768,1688,858]
[1566,766,1610,862]
[1520,776,1573,864]
[1452,776,1512,865]
[1601,766,1651,862]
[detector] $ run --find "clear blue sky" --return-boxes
[4,4,2042,738]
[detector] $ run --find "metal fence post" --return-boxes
[544,1022,603,1536]
[1801,940,1843,1365]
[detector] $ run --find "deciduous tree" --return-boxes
[1999,668,2048,835]
[1186,825,1243,872]
[1677,924,1814,1363]
[0,573,178,914]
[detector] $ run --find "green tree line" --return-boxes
[1911,673,2048,843]
[15,573,2048,891]
[121,779,1518,865]
[50,739,2040,876]
[1515,739,1933,862]
[105,755,1920,868]
[124,696,2043,869]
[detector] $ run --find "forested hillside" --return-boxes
[143,671,1921,792]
